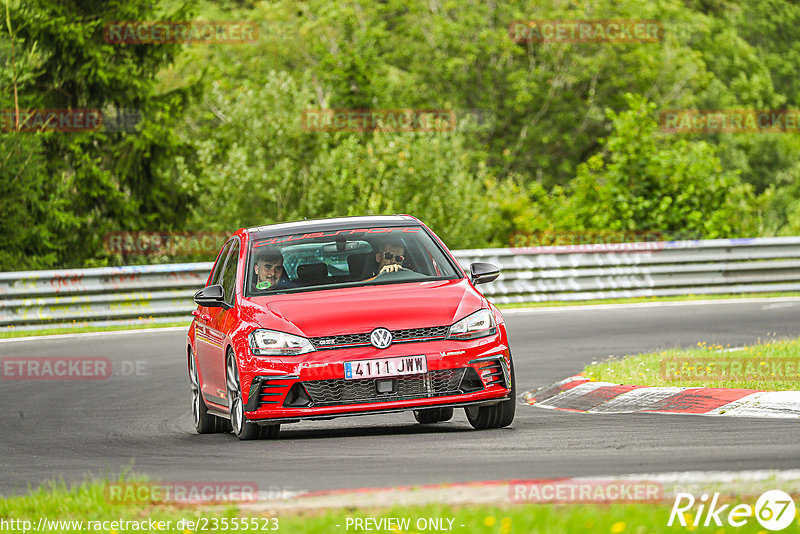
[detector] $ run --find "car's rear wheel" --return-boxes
[465,358,516,430]
[226,350,280,440]
[189,349,230,434]
[413,407,454,424]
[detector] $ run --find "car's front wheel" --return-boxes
[189,348,230,434]
[413,407,454,424]
[226,350,280,440]
[465,358,516,430]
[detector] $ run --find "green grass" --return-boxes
[0,321,188,339]
[2,479,798,533]
[495,291,800,309]
[584,337,800,390]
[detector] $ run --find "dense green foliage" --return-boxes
[1,0,196,268]
[2,0,799,268]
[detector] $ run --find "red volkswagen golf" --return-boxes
[187,215,515,440]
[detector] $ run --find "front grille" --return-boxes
[393,326,449,341]
[302,368,466,406]
[310,332,370,348]
[309,325,449,349]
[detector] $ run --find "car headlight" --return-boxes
[249,329,315,356]
[447,309,496,340]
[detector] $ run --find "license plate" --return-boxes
[344,355,427,380]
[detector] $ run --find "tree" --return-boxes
[177,71,497,248]
[561,94,758,237]
[0,2,79,269]
[1,0,198,268]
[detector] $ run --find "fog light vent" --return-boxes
[283,382,312,407]
[459,367,484,392]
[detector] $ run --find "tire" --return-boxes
[413,407,454,424]
[226,350,279,440]
[189,349,230,434]
[465,358,516,430]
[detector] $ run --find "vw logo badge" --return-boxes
[370,328,393,349]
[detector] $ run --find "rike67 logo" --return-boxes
[669,490,796,531]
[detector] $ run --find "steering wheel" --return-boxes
[373,267,417,280]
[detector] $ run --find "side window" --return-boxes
[220,240,240,306]
[208,241,232,287]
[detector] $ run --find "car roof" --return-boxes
[246,215,421,240]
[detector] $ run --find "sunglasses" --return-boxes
[383,252,404,263]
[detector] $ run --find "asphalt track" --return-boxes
[1,299,799,496]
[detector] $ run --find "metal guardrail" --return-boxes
[459,236,800,304]
[2,237,800,330]
[0,263,212,330]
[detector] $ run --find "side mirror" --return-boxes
[470,262,500,285]
[193,284,230,309]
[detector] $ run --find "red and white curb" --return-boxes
[523,375,800,419]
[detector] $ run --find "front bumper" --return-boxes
[238,336,512,423]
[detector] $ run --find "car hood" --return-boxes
[240,279,485,337]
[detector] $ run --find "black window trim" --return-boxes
[208,240,232,288]
[219,236,241,306]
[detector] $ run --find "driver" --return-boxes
[364,239,408,278]
[376,242,405,274]
[252,247,292,291]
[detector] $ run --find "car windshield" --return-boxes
[245,226,461,295]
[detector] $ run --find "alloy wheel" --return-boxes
[226,355,243,435]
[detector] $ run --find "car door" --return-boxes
[203,237,241,405]
[195,240,234,407]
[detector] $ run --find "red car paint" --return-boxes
[186,215,513,428]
